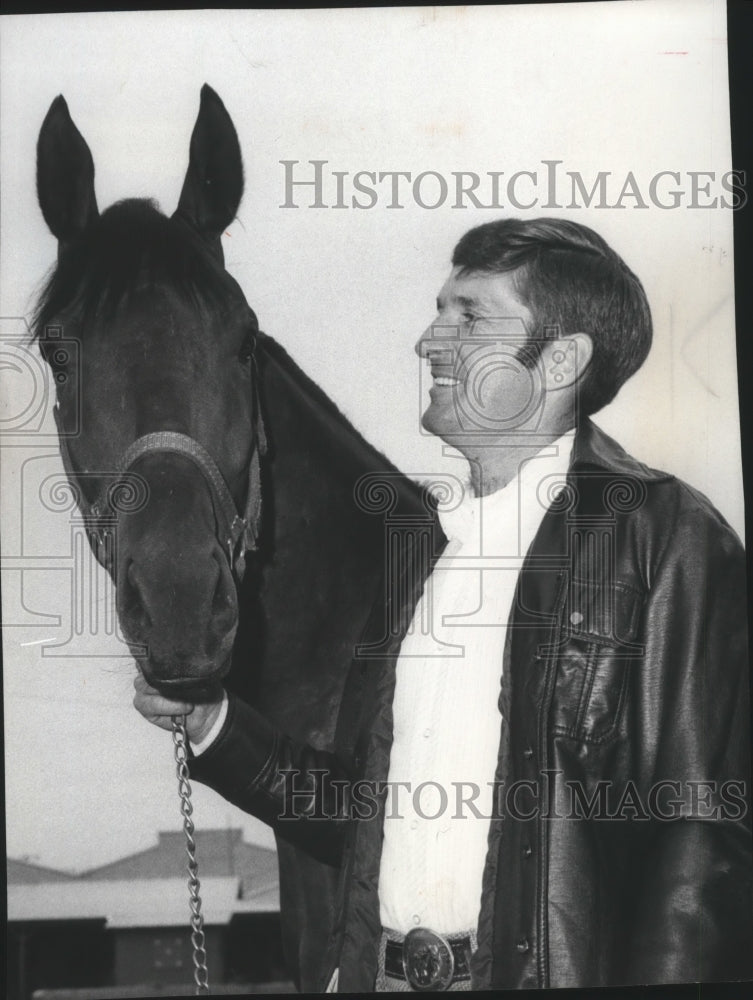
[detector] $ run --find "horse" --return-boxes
[34,84,439,991]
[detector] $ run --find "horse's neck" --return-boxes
[236,339,433,747]
[259,339,427,529]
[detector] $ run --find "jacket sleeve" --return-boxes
[187,692,356,867]
[621,485,753,983]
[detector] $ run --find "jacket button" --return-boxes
[516,938,530,954]
[570,610,584,625]
[523,747,534,760]
[523,844,533,858]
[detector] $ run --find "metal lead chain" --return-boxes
[172,716,210,996]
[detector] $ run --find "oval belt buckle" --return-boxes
[402,927,454,992]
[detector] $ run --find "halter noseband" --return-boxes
[52,368,266,583]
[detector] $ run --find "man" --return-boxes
[134,218,753,990]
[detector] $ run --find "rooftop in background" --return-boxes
[7,858,77,884]
[76,828,278,900]
[7,829,280,925]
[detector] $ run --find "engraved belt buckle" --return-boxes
[402,927,454,992]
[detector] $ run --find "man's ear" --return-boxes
[173,84,244,262]
[543,333,593,390]
[37,95,99,249]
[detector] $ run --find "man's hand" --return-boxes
[133,673,224,745]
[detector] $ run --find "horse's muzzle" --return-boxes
[142,659,231,700]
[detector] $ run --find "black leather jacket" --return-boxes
[190,419,753,990]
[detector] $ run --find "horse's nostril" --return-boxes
[210,552,238,634]
[212,564,232,610]
[123,560,152,632]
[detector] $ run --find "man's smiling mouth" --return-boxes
[428,360,461,387]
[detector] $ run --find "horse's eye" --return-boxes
[238,333,256,364]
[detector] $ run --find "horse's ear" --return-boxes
[37,95,99,246]
[174,85,244,258]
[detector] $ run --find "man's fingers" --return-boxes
[133,689,194,720]
[133,695,195,718]
[132,670,224,743]
[139,698,195,718]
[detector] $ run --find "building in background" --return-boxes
[7,830,290,999]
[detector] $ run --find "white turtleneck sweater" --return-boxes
[377,432,575,935]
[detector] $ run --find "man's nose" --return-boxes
[415,317,454,357]
[415,322,435,358]
[416,323,459,368]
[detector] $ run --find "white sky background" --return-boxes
[0,2,743,871]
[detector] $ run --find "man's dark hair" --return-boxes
[452,218,652,416]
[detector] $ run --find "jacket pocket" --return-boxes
[548,578,645,744]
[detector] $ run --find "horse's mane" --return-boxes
[258,333,431,515]
[32,199,229,341]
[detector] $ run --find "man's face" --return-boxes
[415,267,542,448]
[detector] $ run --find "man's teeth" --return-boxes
[433,376,459,387]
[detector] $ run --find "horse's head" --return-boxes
[35,86,263,695]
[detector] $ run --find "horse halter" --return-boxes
[52,363,267,583]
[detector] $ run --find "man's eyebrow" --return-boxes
[436,294,482,310]
[455,295,482,309]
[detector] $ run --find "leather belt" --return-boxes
[384,927,472,991]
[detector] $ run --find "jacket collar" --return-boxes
[570,418,672,482]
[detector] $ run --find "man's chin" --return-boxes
[421,406,452,440]
[422,420,467,456]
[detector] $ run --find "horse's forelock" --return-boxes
[32,198,230,342]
